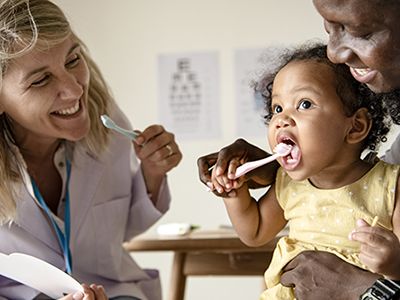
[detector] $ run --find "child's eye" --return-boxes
[298,99,313,110]
[272,105,283,114]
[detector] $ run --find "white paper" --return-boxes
[0,252,83,299]
[158,51,221,140]
[157,223,192,236]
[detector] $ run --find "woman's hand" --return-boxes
[350,219,400,279]
[280,251,379,300]
[60,284,108,300]
[134,124,182,202]
[197,139,278,197]
[134,124,182,175]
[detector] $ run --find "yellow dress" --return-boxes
[260,160,399,300]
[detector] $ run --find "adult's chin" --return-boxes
[365,81,395,94]
[66,120,91,142]
[366,73,400,94]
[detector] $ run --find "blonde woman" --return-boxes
[0,0,182,299]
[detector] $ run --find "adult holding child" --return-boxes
[197,0,400,299]
[210,42,399,299]
[0,0,182,299]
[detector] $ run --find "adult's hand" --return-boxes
[60,284,108,300]
[134,124,182,176]
[197,138,278,196]
[134,124,182,202]
[280,251,380,300]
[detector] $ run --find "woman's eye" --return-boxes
[31,75,50,87]
[298,99,313,110]
[66,55,80,68]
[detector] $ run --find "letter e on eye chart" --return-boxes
[158,51,221,141]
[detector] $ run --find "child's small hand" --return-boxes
[208,159,245,197]
[349,219,400,279]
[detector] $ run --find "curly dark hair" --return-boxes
[255,42,391,151]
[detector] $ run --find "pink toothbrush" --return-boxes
[234,143,293,179]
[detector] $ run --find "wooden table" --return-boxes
[123,228,282,300]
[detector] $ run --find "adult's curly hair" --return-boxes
[255,42,391,151]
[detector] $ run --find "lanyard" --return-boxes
[31,159,72,274]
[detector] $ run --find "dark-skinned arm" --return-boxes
[280,251,380,300]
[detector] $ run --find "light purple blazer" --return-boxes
[0,109,170,300]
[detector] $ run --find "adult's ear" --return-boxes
[346,107,372,144]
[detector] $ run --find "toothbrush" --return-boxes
[234,143,293,179]
[100,115,139,140]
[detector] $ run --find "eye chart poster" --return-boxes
[158,52,220,140]
[234,46,284,138]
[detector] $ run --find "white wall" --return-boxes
[53,1,397,299]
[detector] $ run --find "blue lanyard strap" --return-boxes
[31,159,72,274]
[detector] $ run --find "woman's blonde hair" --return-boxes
[0,0,113,223]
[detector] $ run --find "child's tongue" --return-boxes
[282,144,301,169]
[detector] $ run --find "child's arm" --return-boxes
[222,182,287,247]
[350,174,400,280]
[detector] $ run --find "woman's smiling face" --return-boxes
[0,35,91,147]
[313,0,400,93]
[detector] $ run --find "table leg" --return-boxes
[168,252,187,300]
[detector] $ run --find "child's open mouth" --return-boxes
[278,137,301,170]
